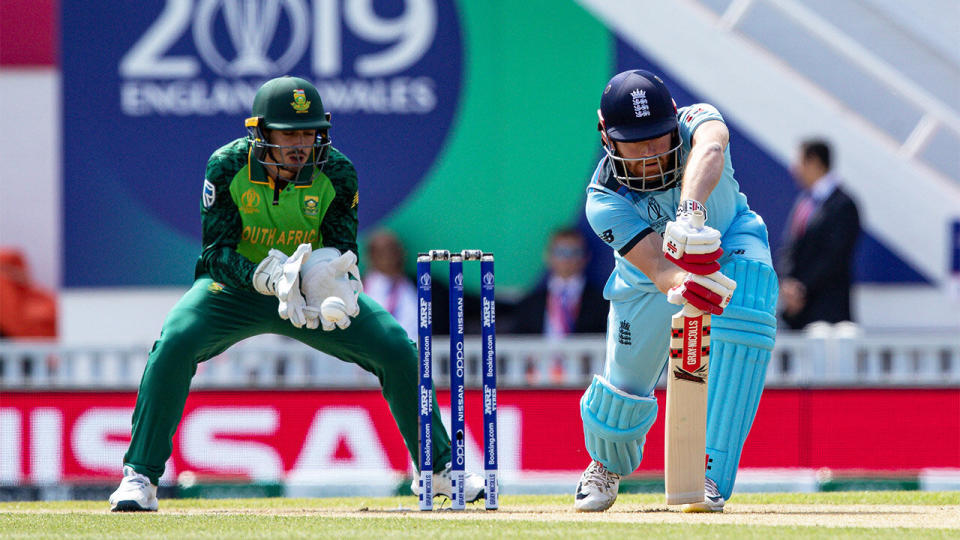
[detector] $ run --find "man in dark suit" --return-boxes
[778,139,860,330]
[511,228,608,335]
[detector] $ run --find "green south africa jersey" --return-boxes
[195,137,359,290]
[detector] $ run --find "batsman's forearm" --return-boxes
[651,256,689,295]
[624,234,687,294]
[679,142,724,205]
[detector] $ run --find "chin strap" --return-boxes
[274,165,314,205]
[272,181,282,206]
[272,176,294,206]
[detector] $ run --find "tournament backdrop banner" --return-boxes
[62,0,613,291]
[62,1,925,291]
[2,389,957,486]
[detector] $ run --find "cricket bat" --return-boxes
[664,303,711,505]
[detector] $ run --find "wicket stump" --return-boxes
[417,249,498,511]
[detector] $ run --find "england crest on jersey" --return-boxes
[202,179,216,208]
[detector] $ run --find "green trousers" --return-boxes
[124,277,451,484]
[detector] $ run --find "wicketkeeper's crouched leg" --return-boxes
[124,330,198,485]
[289,293,452,473]
[705,259,778,499]
[124,278,263,484]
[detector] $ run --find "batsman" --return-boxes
[574,70,779,512]
[109,76,485,511]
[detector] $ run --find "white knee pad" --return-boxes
[580,375,658,475]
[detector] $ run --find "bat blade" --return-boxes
[664,308,711,505]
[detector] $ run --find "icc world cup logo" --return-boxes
[194,0,310,76]
[647,198,664,221]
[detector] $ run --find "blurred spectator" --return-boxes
[362,229,419,340]
[511,228,608,336]
[0,248,57,338]
[777,138,860,330]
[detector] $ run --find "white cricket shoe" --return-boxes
[574,460,620,512]
[681,477,725,513]
[411,462,486,503]
[109,466,158,512]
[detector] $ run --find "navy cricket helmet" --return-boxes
[245,76,332,184]
[597,70,684,191]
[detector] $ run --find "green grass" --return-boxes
[1,492,958,539]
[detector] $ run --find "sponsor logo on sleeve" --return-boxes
[203,179,216,208]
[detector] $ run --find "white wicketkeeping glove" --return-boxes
[276,243,313,328]
[662,200,723,275]
[253,245,312,327]
[252,250,288,296]
[300,249,363,331]
[298,248,341,330]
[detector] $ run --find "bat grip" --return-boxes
[688,212,705,230]
[680,303,705,318]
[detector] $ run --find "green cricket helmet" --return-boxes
[245,76,332,184]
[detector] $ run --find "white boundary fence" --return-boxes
[1,328,958,389]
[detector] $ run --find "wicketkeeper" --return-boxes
[109,76,484,511]
[573,70,779,512]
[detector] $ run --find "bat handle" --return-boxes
[688,212,705,230]
[680,303,705,318]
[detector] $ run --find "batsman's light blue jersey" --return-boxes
[580,100,779,499]
[586,103,767,299]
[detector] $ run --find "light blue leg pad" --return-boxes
[705,259,779,500]
[581,374,658,475]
